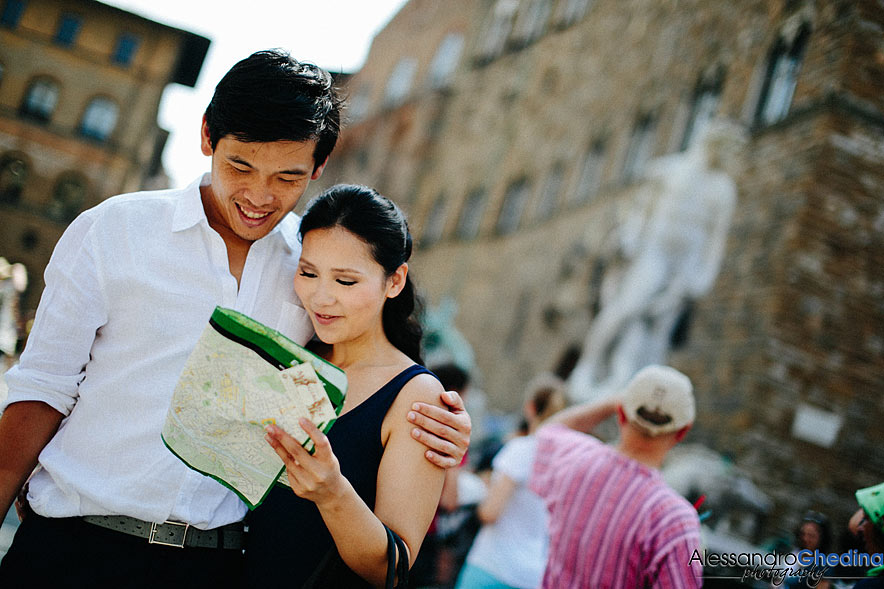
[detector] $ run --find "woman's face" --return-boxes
[798,521,822,550]
[294,226,405,347]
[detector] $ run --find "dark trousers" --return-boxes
[0,513,243,588]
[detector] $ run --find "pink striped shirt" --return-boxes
[531,424,702,588]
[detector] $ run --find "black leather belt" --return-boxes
[81,515,244,549]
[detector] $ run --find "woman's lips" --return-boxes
[313,312,340,326]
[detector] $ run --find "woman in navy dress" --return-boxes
[246,184,446,587]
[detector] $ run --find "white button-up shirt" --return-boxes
[3,174,315,529]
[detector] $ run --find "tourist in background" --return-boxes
[454,374,566,589]
[531,365,702,588]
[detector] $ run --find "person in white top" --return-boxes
[455,374,567,589]
[0,49,471,587]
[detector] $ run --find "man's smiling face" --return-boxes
[200,119,325,243]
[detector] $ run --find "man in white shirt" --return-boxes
[0,50,471,586]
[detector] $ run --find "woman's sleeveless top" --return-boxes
[243,364,436,586]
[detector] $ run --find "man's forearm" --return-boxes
[547,399,619,433]
[0,401,64,515]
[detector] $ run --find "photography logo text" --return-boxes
[690,548,884,587]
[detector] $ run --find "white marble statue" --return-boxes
[569,120,746,401]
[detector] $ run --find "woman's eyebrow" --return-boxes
[298,257,363,275]
[299,256,362,272]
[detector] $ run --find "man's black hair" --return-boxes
[204,49,343,170]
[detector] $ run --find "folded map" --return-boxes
[161,306,347,509]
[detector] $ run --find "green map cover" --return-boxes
[162,306,347,509]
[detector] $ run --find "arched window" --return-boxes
[54,12,82,47]
[79,96,119,142]
[347,83,373,123]
[496,177,531,234]
[622,115,656,182]
[456,188,488,240]
[555,0,594,27]
[0,0,26,28]
[20,78,59,122]
[574,140,606,203]
[477,0,519,62]
[112,32,140,66]
[536,162,564,219]
[384,57,417,107]
[0,154,28,205]
[512,0,552,46]
[756,24,810,126]
[427,33,464,89]
[48,172,87,222]
[420,194,449,247]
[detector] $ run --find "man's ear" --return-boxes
[386,263,408,299]
[311,156,328,180]
[200,115,213,157]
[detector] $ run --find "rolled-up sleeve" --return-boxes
[3,211,108,415]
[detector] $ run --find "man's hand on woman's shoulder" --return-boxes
[408,390,471,469]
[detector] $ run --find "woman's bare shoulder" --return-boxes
[381,370,444,444]
[401,371,445,405]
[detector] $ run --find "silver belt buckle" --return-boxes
[148,520,189,548]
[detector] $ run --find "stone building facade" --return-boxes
[0,0,208,313]
[317,0,884,543]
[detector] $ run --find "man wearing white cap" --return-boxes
[530,364,702,588]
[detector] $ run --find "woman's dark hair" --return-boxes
[524,373,567,423]
[204,49,343,171]
[795,510,833,553]
[299,184,424,363]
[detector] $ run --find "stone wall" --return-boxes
[320,0,884,540]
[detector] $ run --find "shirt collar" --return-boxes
[171,173,301,253]
[171,173,211,233]
[273,211,302,253]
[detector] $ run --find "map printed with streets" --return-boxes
[162,307,347,509]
